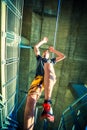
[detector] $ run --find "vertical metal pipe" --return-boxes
[40,0,45,39]
[43,119,48,130]
[53,0,61,56]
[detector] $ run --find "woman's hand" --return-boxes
[43,37,48,43]
[49,46,55,53]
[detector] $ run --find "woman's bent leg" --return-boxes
[24,94,37,130]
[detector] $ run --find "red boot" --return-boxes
[40,102,54,122]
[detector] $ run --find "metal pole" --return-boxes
[53,0,61,57]
[43,119,48,130]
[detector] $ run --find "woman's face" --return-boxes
[42,50,50,59]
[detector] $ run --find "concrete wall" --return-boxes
[18,0,87,129]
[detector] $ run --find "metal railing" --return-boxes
[58,93,87,130]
